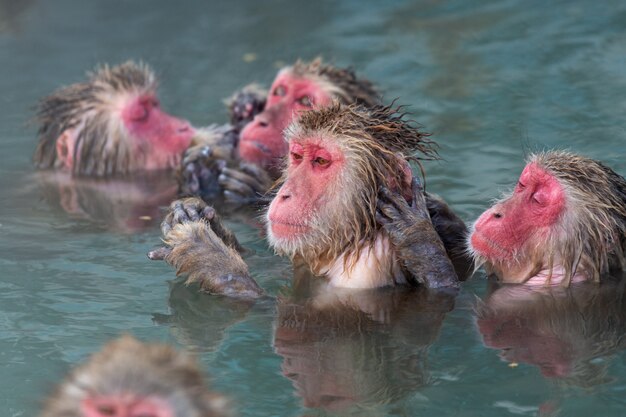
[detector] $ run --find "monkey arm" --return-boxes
[425,192,472,280]
[148,198,264,299]
[376,179,460,289]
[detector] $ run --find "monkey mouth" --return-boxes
[470,231,509,259]
[269,220,310,239]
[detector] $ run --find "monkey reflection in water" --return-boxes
[274,278,455,412]
[476,275,626,386]
[155,269,455,414]
[34,170,178,232]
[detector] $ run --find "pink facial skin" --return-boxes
[82,395,174,417]
[121,95,194,170]
[471,163,565,265]
[267,138,344,240]
[239,71,333,169]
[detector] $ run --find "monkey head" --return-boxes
[266,103,435,275]
[40,335,229,417]
[34,61,195,177]
[238,58,379,172]
[469,151,626,285]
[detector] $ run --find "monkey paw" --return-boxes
[219,162,273,206]
[178,145,226,200]
[376,177,431,242]
[148,198,243,262]
[227,84,267,130]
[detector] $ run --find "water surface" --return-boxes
[1,1,626,416]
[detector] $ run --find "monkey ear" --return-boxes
[55,128,77,170]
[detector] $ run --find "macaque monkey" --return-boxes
[469,151,626,285]
[179,58,380,204]
[151,104,465,297]
[33,61,229,178]
[39,335,230,417]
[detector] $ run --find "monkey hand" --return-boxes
[178,145,226,200]
[376,178,460,290]
[219,162,274,206]
[227,84,267,131]
[148,198,263,298]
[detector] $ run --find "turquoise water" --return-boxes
[1,0,626,416]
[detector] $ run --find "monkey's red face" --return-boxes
[470,163,565,268]
[82,394,173,417]
[239,72,333,169]
[267,138,344,244]
[121,94,194,169]
[57,94,194,173]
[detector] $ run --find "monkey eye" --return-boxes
[314,156,330,167]
[129,104,149,122]
[296,96,313,107]
[291,152,303,163]
[273,85,287,97]
[516,181,526,191]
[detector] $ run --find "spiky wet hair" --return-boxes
[33,61,157,177]
[40,335,230,417]
[273,102,436,272]
[530,151,626,283]
[290,57,381,108]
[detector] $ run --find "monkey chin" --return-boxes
[469,230,510,263]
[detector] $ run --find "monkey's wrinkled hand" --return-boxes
[219,162,273,206]
[376,178,459,289]
[227,84,267,130]
[178,145,225,200]
[148,198,263,299]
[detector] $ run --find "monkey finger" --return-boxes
[375,211,392,225]
[376,198,402,222]
[220,167,264,192]
[410,177,428,209]
[224,190,256,206]
[147,246,172,261]
[201,206,216,221]
[378,186,409,215]
[219,175,257,200]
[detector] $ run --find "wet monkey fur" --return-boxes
[152,104,466,297]
[39,335,230,417]
[469,151,626,285]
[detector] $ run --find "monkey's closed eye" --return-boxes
[130,105,149,123]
